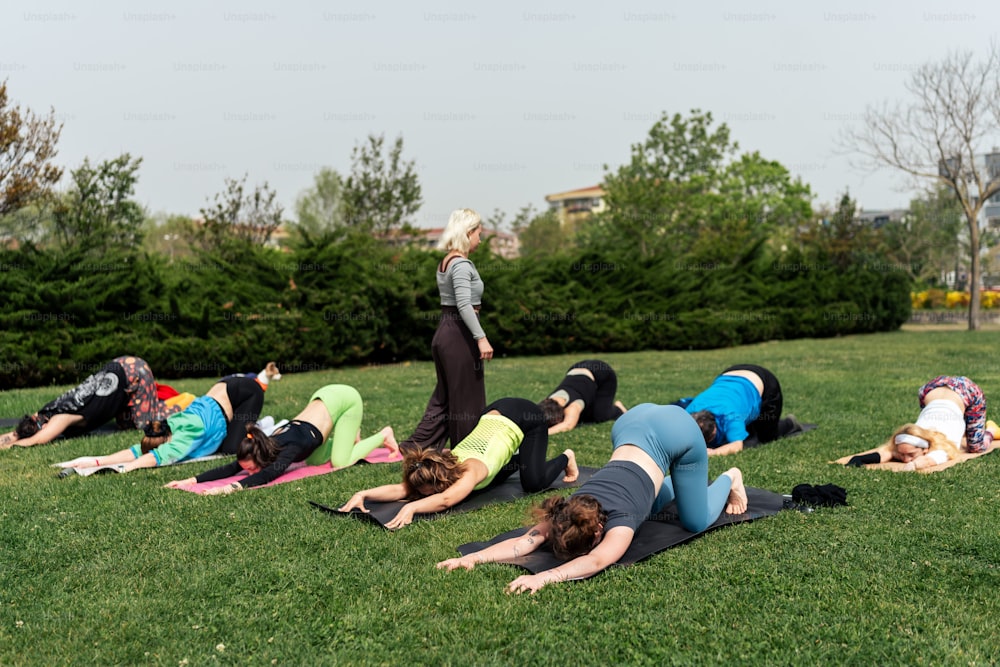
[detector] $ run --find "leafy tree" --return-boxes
[693,152,813,260]
[816,191,872,267]
[600,110,735,258]
[342,133,422,235]
[0,80,63,218]
[199,174,284,249]
[293,167,346,240]
[513,206,563,257]
[141,212,199,261]
[598,110,812,261]
[848,44,1000,329]
[877,185,963,287]
[51,154,145,250]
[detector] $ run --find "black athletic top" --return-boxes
[571,460,654,533]
[194,419,324,488]
[549,360,615,415]
[37,362,128,436]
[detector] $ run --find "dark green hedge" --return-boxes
[0,238,910,389]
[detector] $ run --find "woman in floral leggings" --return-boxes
[0,355,179,449]
[844,375,991,470]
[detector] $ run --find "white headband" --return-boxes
[894,433,929,449]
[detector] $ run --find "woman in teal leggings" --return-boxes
[438,403,748,593]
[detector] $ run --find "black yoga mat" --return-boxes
[744,422,817,448]
[309,466,599,528]
[455,486,787,573]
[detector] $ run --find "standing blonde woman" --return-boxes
[400,209,493,452]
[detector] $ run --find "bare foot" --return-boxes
[723,467,748,515]
[381,426,400,457]
[615,400,627,414]
[562,449,579,483]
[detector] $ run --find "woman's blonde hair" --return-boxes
[437,208,482,254]
[888,424,961,462]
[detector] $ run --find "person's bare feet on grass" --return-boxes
[563,449,579,483]
[615,400,627,414]
[381,426,400,457]
[723,467,748,515]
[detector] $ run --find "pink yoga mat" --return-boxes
[181,447,402,494]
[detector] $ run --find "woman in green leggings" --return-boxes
[166,384,397,493]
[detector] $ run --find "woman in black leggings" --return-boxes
[341,398,577,529]
[538,360,627,434]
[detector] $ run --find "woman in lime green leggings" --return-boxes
[304,384,397,467]
[166,384,397,493]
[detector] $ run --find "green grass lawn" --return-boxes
[1,331,999,666]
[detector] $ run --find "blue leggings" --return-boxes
[611,403,733,533]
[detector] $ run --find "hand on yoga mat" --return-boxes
[339,492,372,514]
[203,482,242,496]
[384,505,416,530]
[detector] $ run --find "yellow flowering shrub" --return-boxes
[981,290,1000,309]
[911,290,1000,309]
[946,291,970,308]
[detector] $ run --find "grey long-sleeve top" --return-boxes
[437,257,486,339]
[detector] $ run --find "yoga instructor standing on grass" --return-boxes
[400,208,493,453]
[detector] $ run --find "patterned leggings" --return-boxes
[113,356,180,430]
[918,376,987,453]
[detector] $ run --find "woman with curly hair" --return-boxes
[437,403,748,594]
[340,398,577,529]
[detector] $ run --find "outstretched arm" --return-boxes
[339,483,409,513]
[506,526,635,594]
[842,444,894,466]
[57,446,148,470]
[548,403,582,435]
[383,472,480,530]
[3,414,84,448]
[437,522,551,571]
[707,439,744,456]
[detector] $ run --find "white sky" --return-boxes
[1,0,998,228]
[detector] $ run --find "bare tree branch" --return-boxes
[845,45,1000,329]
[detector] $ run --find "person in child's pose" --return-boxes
[1,356,178,449]
[55,376,263,473]
[538,359,627,435]
[437,403,748,593]
[341,398,577,529]
[845,376,992,470]
[165,384,397,494]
